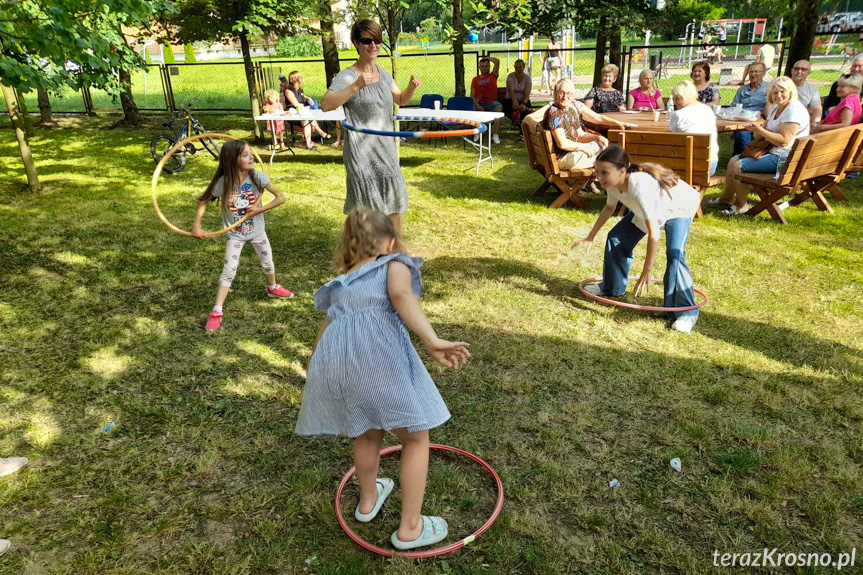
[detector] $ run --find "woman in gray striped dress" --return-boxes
[296,210,471,550]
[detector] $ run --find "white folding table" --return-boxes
[254,109,346,164]
[396,107,505,175]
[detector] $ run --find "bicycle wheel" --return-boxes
[151,135,186,174]
[194,125,221,159]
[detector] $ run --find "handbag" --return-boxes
[740,138,772,160]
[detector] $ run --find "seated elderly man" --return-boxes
[730,61,770,156]
[790,60,822,124]
[523,79,633,169]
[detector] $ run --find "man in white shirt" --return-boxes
[791,60,822,124]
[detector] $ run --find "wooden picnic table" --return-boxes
[601,110,763,133]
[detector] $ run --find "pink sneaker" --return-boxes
[266,284,294,299]
[205,311,223,331]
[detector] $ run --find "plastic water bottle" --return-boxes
[666,100,674,123]
[775,154,786,180]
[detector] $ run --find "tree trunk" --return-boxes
[119,66,141,126]
[784,0,822,76]
[1,83,41,192]
[37,89,53,125]
[319,5,340,88]
[609,21,623,92]
[15,89,35,138]
[593,14,609,86]
[453,0,465,96]
[239,30,264,140]
[386,6,400,85]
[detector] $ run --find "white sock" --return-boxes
[268,284,277,290]
[213,306,223,313]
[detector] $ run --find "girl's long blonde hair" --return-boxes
[335,210,406,273]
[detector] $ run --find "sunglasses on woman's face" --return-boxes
[358,38,382,45]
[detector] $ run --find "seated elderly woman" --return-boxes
[584,64,626,113]
[523,79,634,169]
[668,80,719,176]
[812,73,862,133]
[715,76,810,216]
[627,69,665,111]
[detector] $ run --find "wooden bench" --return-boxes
[522,122,593,209]
[825,131,863,201]
[734,125,862,224]
[607,129,717,217]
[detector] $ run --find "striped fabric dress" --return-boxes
[295,253,451,438]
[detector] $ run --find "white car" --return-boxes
[818,12,863,33]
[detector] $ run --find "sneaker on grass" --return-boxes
[205,311,223,332]
[671,315,698,333]
[266,285,294,299]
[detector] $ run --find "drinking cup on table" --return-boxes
[434,100,441,110]
[296,104,305,114]
[713,104,721,115]
[652,109,661,122]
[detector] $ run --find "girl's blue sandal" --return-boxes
[354,478,394,523]
[390,515,449,550]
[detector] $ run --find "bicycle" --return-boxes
[150,99,220,174]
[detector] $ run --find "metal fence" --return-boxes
[4,53,481,117]
[625,41,786,104]
[484,48,599,99]
[810,33,862,95]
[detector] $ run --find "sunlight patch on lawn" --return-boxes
[54,251,97,268]
[223,374,303,405]
[236,340,307,379]
[26,411,60,447]
[83,346,135,379]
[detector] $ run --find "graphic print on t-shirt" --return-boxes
[229,181,258,235]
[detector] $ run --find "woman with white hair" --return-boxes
[627,69,665,111]
[715,76,810,215]
[668,80,719,176]
[812,74,862,132]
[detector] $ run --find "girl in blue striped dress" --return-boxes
[296,209,471,550]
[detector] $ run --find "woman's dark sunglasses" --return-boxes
[358,38,382,45]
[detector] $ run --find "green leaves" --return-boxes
[0,0,175,95]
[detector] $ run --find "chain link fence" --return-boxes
[810,33,863,96]
[625,41,785,105]
[485,48,599,101]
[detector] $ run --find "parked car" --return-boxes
[818,12,863,33]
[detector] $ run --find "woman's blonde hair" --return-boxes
[767,76,799,105]
[838,73,863,91]
[671,80,698,106]
[638,69,656,96]
[288,71,302,91]
[264,89,278,104]
[600,63,619,79]
[335,210,406,273]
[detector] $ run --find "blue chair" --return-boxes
[417,94,445,145]
[445,96,476,147]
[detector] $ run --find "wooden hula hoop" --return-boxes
[151,133,268,238]
[578,276,708,312]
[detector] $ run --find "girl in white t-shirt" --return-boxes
[574,145,701,333]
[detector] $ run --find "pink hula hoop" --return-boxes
[578,276,709,312]
[334,443,504,558]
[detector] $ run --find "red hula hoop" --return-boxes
[578,276,709,313]
[334,443,504,558]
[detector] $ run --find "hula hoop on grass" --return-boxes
[335,443,504,559]
[342,116,488,139]
[578,276,709,313]
[151,133,268,238]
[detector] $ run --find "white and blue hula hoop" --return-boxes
[341,115,487,139]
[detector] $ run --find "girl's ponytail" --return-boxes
[595,145,679,196]
[629,162,679,192]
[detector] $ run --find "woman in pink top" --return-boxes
[813,73,862,132]
[627,69,665,111]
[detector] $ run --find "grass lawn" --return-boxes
[0,115,861,574]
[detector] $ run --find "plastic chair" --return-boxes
[444,97,476,147]
[416,94,445,144]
